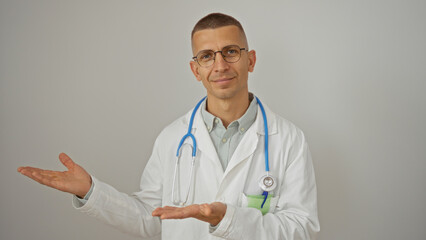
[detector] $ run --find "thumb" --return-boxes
[59,152,75,170]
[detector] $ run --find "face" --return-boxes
[190,25,256,101]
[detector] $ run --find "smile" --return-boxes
[211,77,234,83]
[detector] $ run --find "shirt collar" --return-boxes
[201,101,217,132]
[201,93,258,134]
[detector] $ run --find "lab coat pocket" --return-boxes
[240,192,279,215]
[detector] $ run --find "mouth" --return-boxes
[210,77,234,83]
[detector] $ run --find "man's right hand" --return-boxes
[17,153,92,198]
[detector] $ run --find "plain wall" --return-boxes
[1,0,425,239]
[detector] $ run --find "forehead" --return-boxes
[192,25,246,53]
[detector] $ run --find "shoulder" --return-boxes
[276,114,306,140]
[264,106,308,148]
[261,101,307,142]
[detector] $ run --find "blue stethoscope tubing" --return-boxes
[256,97,271,208]
[176,96,206,158]
[173,96,274,208]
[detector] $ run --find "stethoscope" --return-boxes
[172,96,277,208]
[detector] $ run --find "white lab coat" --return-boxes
[73,100,320,239]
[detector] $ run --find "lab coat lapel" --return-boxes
[191,108,224,174]
[222,102,278,179]
[223,126,258,178]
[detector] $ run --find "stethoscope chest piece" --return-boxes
[258,174,277,192]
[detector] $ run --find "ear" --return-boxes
[190,61,202,81]
[247,50,256,73]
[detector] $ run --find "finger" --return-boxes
[19,166,60,180]
[18,167,60,178]
[31,171,57,185]
[18,166,44,175]
[18,166,32,172]
[59,153,75,170]
[159,210,185,219]
[161,205,200,220]
[152,207,180,219]
[18,168,35,178]
[19,168,55,186]
[17,166,37,173]
[152,206,178,216]
[152,207,164,216]
[162,206,177,210]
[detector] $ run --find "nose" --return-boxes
[213,51,230,71]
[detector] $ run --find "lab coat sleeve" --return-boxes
[211,130,320,240]
[72,138,164,239]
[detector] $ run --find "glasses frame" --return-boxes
[192,45,248,67]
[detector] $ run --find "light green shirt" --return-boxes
[200,94,258,171]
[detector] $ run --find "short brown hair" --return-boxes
[191,13,247,42]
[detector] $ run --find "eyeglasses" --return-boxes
[192,45,248,67]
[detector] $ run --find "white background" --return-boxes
[1,0,425,239]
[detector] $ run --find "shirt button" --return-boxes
[215,119,219,124]
[240,127,245,132]
[222,138,227,143]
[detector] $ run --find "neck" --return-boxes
[206,92,251,128]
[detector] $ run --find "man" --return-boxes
[18,13,320,239]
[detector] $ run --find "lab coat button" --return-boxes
[222,138,227,143]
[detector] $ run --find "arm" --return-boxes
[18,142,164,238]
[72,175,161,238]
[72,138,164,238]
[213,136,319,240]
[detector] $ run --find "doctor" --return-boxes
[18,13,319,239]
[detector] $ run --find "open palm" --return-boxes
[17,153,92,198]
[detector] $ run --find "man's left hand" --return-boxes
[152,202,227,226]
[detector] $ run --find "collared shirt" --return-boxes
[201,93,258,171]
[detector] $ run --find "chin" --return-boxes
[210,90,237,100]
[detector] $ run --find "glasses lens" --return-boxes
[196,50,215,66]
[195,45,243,67]
[222,45,241,63]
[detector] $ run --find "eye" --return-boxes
[198,51,214,61]
[224,46,240,56]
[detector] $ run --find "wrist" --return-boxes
[210,218,222,226]
[209,202,227,226]
[76,176,92,198]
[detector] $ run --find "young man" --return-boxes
[18,13,320,239]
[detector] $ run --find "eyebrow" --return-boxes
[195,44,243,56]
